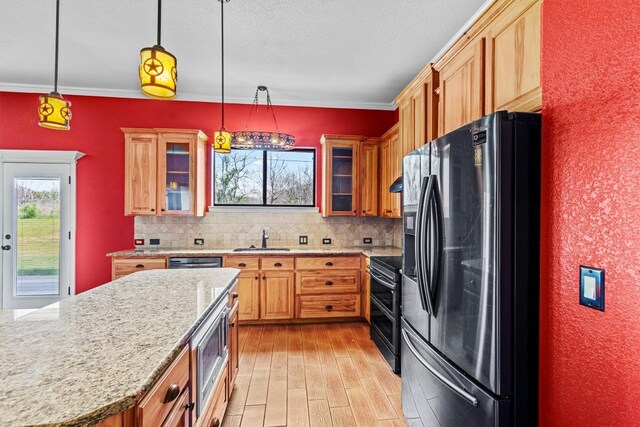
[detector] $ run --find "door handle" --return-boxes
[429,175,444,316]
[414,176,429,312]
[325,281,333,286]
[1,245,10,251]
[401,328,478,407]
[421,175,436,315]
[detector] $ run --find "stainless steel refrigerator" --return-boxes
[401,111,540,427]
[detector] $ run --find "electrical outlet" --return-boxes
[150,238,160,245]
[194,238,204,246]
[134,239,144,246]
[299,236,308,245]
[363,237,372,244]
[322,238,332,245]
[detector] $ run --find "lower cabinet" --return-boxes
[111,256,167,280]
[135,346,190,427]
[260,271,295,320]
[228,302,239,393]
[196,361,229,427]
[237,272,260,321]
[162,387,191,427]
[297,294,361,318]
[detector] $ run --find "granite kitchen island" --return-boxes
[0,268,239,426]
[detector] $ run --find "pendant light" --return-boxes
[139,0,177,99]
[38,0,71,130]
[232,86,296,150]
[213,0,232,154]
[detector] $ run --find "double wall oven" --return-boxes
[369,256,402,373]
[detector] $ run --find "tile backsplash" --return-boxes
[135,210,402,249]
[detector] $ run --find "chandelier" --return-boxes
[232,86,296,150]
[38,0,71,130]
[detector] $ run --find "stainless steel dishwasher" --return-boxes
[168,257,223,269]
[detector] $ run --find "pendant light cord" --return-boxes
[220,0,225,127]
[157,0,162,46]
[54,0,60,92]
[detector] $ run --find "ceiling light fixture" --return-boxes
[213,0,232,154]
[139,0,177,100]
[232,86,296,150]
[38,0,71,130]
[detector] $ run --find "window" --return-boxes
[214,149,316,207]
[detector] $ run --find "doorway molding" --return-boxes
[0,150,84,302]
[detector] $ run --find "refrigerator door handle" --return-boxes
[401,327,479,407]
[427,175,444,316]
[415,176,430,312]
[421,175,436,314]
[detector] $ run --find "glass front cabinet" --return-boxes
[122,128,208,216]
[320,135,379,217]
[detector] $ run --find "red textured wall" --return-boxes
[0,92,393,293]
[540,0,640,425]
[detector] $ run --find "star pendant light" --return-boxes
[38,0,72,130]
[139,0,177,99]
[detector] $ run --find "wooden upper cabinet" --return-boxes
[321,135,379,218]
[360,139,379,217]
[378,124,401,219]
[389,130,402,218]
[399,99,414,157]
[379,138,392,218]
[124,132,158,215]
[122,128,208,216]
[435,37,485,136]
[485,0,541,112]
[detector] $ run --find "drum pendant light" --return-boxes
[213,0,232,154]
[139,0,177,99]
[38,0,71,130]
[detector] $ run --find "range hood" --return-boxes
[390,176,403,193]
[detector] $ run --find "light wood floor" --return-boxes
[222,322,407,427]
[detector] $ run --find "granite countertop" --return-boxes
[107,246,402,258]
[0,268,240,427]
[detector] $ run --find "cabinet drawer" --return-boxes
[296,256,361,270]
[113,257,166,279]
[224,256,259,270]
[197,361,229,427]
[160,386,190,427]
[136,346,190,427]
[261,257,294,270]
[296,271,360,295]
[297,294,361,318]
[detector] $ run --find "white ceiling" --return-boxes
[0,0,488,110]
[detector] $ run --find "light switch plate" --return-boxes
[134,239,144,246]
[322,238,332,245]
[579,265,605,311]
[150,238,160,246]
[194,238,204,246]
[363,237,372,244]
[299,236,308,245]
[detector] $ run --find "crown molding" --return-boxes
[0,82,396,111]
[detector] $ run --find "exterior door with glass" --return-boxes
[1,163,72,309]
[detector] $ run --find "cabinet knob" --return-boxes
[229,321,235,327]
[325,281,333,286]
[150,208,155,212]
[185,402,195,411]
[163,383,180,403]
[211,418,220,427]
[325,262,333,267]
[353,210,357,213]
[274,262,282,267]
[161,208,165,212]
[263,275,266,280]
[325,305,333,311]
[232,292,239,299]
[238,263,246,267]
[135,264,145,268]
[255,276,259,280]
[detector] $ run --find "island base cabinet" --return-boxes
[228,302,239,393]
[196,361,229,427]
[94,410,134,427]
[136,346,190,427]
[161,387,191,427]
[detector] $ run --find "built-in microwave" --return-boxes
[191,295,228,417]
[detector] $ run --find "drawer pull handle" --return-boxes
[238,263,247,267]
[325,281,333,286]
[135,264,145,268]
[232,292,239,299]
[211,418,220,427]
[274,262,282,267]
[325,262,334,267]
[163,383,181,403]
[325,305,333,311]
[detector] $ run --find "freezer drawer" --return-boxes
[401,320,511,427]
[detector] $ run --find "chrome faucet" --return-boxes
[262,229,269,249]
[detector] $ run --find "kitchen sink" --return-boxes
[232,247,291,252]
